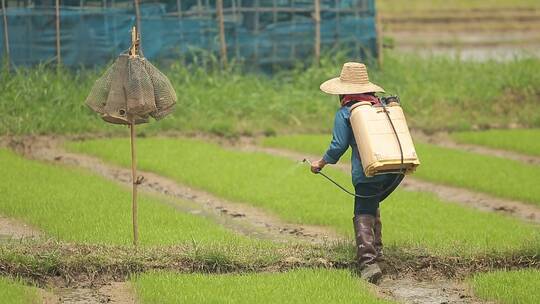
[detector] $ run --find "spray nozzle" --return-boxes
[302,158,322,174]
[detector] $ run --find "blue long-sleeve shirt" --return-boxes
[323,105,392,185]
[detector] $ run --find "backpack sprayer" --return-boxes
[304,96,420,199]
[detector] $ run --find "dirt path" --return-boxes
[6,136,341,245]
[244,145,540,224]
[41,282,136,304]
[379,277,482,304]
[0,215,42,241]
[415,132,540,166]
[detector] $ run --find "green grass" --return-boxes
[1,52,540,136]
[262,134,540,207]
[67,137,540,256]
[378,0,540,12]
[0,276,40,304]
[451,129,540,157]
[468,269,540,304]
[133,268,392,304]
[0,149,272,249]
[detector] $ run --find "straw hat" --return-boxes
[320,62,384,95]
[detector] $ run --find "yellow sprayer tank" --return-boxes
[349,101,420,177]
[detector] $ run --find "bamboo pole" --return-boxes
[313,0,320,65]
[216,0,227,67]
[129,123,139,247]
[1,0,9,72]
[254,0,259,64]
[334,0,340,48]
[128,27,140,248]
[176,0,181,17]
[375,5,383,67]
[232,0,240,59]
[55,0,61,67]
[133,0,141,46]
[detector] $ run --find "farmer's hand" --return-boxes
[311,159,327,174]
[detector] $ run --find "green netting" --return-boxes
[0,0,378,69]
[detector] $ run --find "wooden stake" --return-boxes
[313,0,321,65]
[130,123,139,247]
[216,0,227,67]
[55,0,61,67]
[375,5,383,67]
[1,0,9,72]
[176,0,182,18]
[133,0,141,46]
[129,26,140,57]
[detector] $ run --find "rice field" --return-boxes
[66,137,540,257]
[133,269,392,304]
[261,134,540,207]
[451,129,540,156]
[0,277,40,304]
[0,149,272,249]
[468,269,540,304]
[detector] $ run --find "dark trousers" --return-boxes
[354,174,404,216]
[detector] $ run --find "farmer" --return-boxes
[310,62,403,283]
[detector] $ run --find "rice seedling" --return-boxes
[0,276,40,304]
[451,129,540,156]
[132,268,392,304]
[468,269,540,304]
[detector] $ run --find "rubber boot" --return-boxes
[353,215,382,284]
[374,209,383,261]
